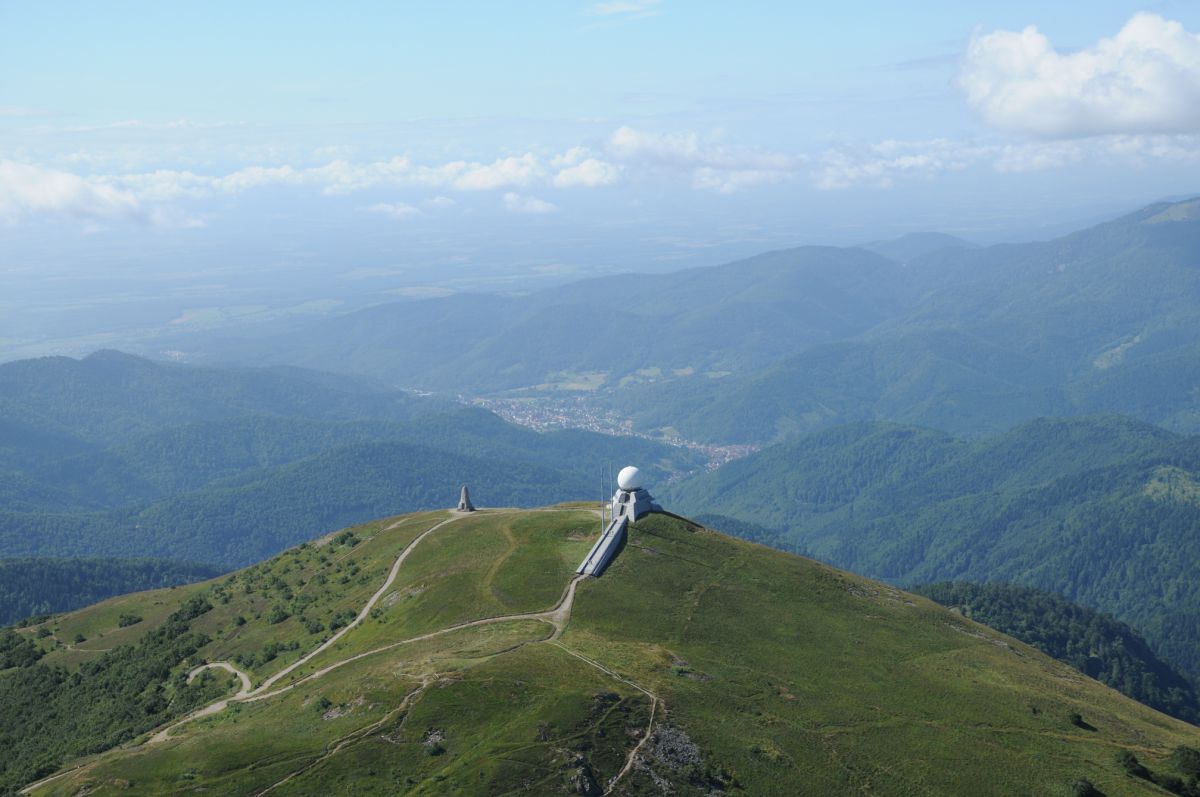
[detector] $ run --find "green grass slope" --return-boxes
[666,416,1200,681]
[914,582,1200,724]
[4,508,1199,796]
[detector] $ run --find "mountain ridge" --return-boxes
[5,506,1200,796]
[167,196,1200,448]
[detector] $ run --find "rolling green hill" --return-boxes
[665,415,1200,681]
[4,507,1199,796]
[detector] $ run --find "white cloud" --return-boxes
[366,202,421,220]
[0,160,144,223]
[810,134,1200,188]
[608,127,703,165]
[308,157,411,194]
[992,141,1086,173]
[607,126,799,192]
[1103,133,1200,161]
[214,164,306,193]
[813,139,988,190]
[553,157,621,187]
[960,12,1200,138]
[503,192,558,214]
[446,153,543,190]
[552,146,590,168]
[421,195,456,209]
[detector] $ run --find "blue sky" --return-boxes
[3,1,1200,310]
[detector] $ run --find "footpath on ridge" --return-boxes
[22,507,659,797]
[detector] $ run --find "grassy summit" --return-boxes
[7,507,1200,796]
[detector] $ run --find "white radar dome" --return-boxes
[617,466,642,491]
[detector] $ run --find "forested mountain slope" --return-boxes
[0,558,223,626]
[609,198,1200,443]
[0,353,700,566]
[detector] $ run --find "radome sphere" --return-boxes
[617,465,642,491]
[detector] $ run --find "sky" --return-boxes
[3,1,1200,353]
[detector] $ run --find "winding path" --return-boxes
[147,512,466,744]
[188,662,252,696]
[22,506,658,795]
[244,572,587,704]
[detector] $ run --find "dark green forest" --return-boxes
[0,559,223,626]
[914,582,1200,723]
[0,353,699,567]
[0,596,230,795]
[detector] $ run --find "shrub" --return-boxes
[1118,750,1149,779]
[118,614,142,628]
[1173,746,1200,777]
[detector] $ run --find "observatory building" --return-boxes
[610,466,658,523]
[577,465,660,578]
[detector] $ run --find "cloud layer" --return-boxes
[607,127,800,192]
[4,120,1200,227]
[960,13,1200,138]
[0,160,144,223]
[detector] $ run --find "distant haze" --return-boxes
[3,3,1200,359]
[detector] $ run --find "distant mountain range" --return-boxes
[860,231,978,263]
[186,198,1200,445]
[0,352,700,566]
